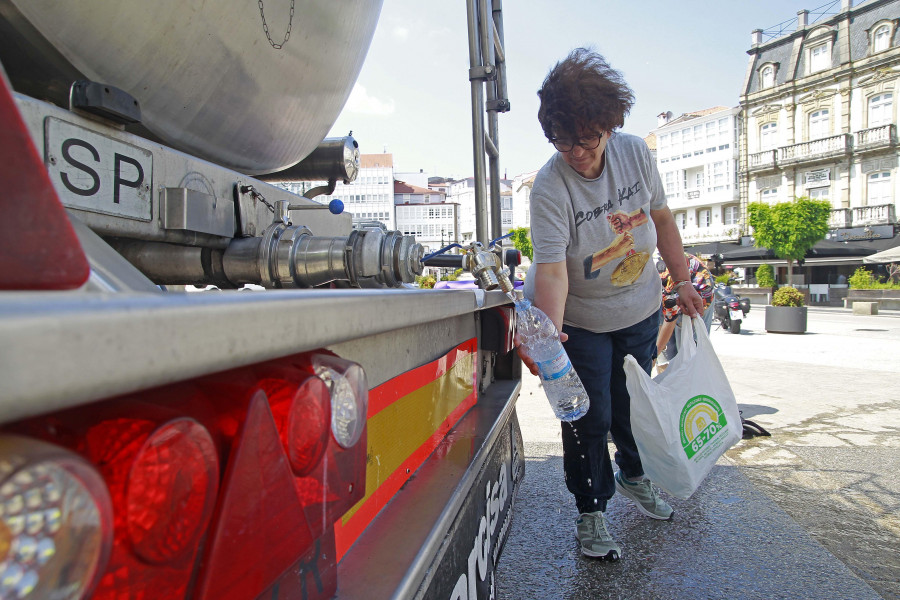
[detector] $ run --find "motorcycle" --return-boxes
[714,284,750,334]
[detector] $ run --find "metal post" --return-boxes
[466,0,489,247]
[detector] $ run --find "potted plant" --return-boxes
[765,287,807,334]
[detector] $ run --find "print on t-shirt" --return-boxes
[582,207,651,287]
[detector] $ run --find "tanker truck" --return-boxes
[0,1,523,599]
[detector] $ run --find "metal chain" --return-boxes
[241,185,276,213]
[257,0,294,50]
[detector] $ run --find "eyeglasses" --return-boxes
[550,133,604,153]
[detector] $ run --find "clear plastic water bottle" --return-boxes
[514,297,590,422]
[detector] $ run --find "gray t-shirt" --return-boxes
[527,132,667,333]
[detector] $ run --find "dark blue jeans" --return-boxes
[561,312,659,514]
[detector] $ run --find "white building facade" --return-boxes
[653,107,742,246]
[446,177,513,244]
[394,181,457,253]
[282,154,397,230]
[742,0,900,233]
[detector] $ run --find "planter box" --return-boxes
[765,306,808,334]
[844,289,900,310]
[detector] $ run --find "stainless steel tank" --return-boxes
[0,0,382,175]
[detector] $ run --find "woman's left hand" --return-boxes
[677,283,705,318]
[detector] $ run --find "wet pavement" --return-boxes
[497,306,900,600]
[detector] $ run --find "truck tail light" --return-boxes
[2,350,367,599]
[0,435,113,600]
[266,376,331,477]
[76,411,219,599]
[312,355,368,449]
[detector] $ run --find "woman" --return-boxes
[518,48,704,561]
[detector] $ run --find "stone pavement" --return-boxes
[497,307,900,600]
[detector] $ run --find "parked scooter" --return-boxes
[714,284,751,334]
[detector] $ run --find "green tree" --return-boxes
[508,227,533,261]
[755,263,775,288]
[747,196,831,286]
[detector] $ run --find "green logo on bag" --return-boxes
[680,395,729,459]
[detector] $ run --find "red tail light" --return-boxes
[265,375,331,477]
[729,300,740,309]
[121,418,219,564]
[2,351,367,599]
[73,408,220,600]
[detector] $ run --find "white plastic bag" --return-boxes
[624,316,742,499]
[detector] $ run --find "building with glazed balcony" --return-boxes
[737,0,900,289]
[653,106,742,247]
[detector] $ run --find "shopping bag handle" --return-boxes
[678,314,699,361]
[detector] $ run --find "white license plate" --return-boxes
[44,117,153,220]
[729,309,742,321]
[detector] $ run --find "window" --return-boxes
[675,212,686,230]
[712,162,725,190]
[698,209,711,228]
[502,197,513,210]
[761,187,778,201]
[867,171,892,205]
[809,43,830,73]
[869,93,893,127]
[808,187,830,201]
[723,205,740,225]
[761,65,775,89]
[809,109,830,140]
[873,23,891,53]
[665,172,675,194]
[760,122,778,150]
[695,172,704,188]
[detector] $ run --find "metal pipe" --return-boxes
[492,0,509,110]
[466,0,489,247]
[108,240,231,287]
[484,133,499,159]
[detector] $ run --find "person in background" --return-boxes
[655,254,715,372]
[517,48,704,561]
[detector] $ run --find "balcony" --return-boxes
[778,133,852,166]
[828,208,851,228]
[854,124,897,154]
[748,149,777,172]
[852,204,895,226]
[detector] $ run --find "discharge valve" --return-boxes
[463,241,514,294]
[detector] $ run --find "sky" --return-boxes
[328,0,847,180]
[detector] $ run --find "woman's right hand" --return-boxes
[514,332,568,377]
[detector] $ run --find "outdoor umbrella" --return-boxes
[862,245,900,264]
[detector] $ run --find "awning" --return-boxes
[718,235,900,267]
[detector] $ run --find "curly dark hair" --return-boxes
[537,48,634,142]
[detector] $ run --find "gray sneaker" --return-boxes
[614,471,674,520]
[574,511,621,560]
